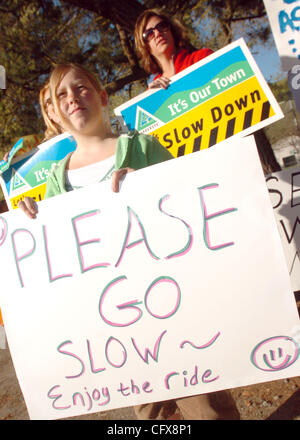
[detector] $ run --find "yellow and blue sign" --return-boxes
[115,39,283,158]
[0,133,76,210]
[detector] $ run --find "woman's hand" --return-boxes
[3,152,9,162]
[111,167,135,192]
[17,197,38,219]
[148,76,170,90]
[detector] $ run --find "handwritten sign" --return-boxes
[288,64,300,112]
[114,39,283,158]
[0,136,299,420]
[266,165,300,291]
[0,133,76,210]
[263,0,300,71]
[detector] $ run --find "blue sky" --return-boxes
[232,15,285,84]
[251,40,285,84]
[192,12,285,85]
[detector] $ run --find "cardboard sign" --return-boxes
[0,326,7,349]
[114,39,283,158]
[0,133,76,210]
[0,135,298,420]
[288,64,300,112]
[264,0,300,72]
[266,165,300,291]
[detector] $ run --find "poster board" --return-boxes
[264,0,300,72]
[266,165,300,291]
[114,39,283,158]
[0,133,76,210]
[288,65,300,113]
[0,136,298,420]
[0,65,5,89]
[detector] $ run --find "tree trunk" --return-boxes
[115,24,139,68]
[253,129,281,175]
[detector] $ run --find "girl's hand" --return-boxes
[112,167,135,192]
[3,152,9,162]
[18,197,38,219]
[148,76,170,90]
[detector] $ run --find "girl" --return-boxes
[134,9,213,89]
[18,62,173,217]
[18,62,240,421]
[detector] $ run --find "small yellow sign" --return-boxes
[10,183,47,210]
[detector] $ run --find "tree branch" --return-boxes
[225,12,266,23]
[105,67,147,95]
[116,24,139,68]
[62,0,145,32]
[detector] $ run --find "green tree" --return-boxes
[186,0,269,48]
[0,0,137,152]
[0,1,95,150]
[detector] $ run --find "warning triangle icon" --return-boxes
[10,168,30,194]
[135,106,163,131]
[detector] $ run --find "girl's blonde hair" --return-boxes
[134,8,191,74]
[49,63,111,132]
[39,81,62,140]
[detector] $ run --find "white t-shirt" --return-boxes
[65,155,115,191]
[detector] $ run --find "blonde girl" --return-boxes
[18,63,173,217]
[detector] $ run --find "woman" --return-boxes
[134,10,240,421]
[39,80,63,140]
[134,8,213,89]
[18,62,173,217]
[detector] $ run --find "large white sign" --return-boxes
[0,136,299,420]
[264,0,300,71]
[266,165,300,291]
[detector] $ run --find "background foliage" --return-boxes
[0,0,278,151]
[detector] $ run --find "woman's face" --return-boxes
[144,15,175,59]
[55,68,107,134]
[43,88,59,124]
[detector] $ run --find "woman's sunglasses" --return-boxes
[142,20,170,43]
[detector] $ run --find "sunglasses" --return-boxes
[142,20,170,42]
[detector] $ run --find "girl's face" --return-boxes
[144,15,175,59]
[55,68,107,135]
